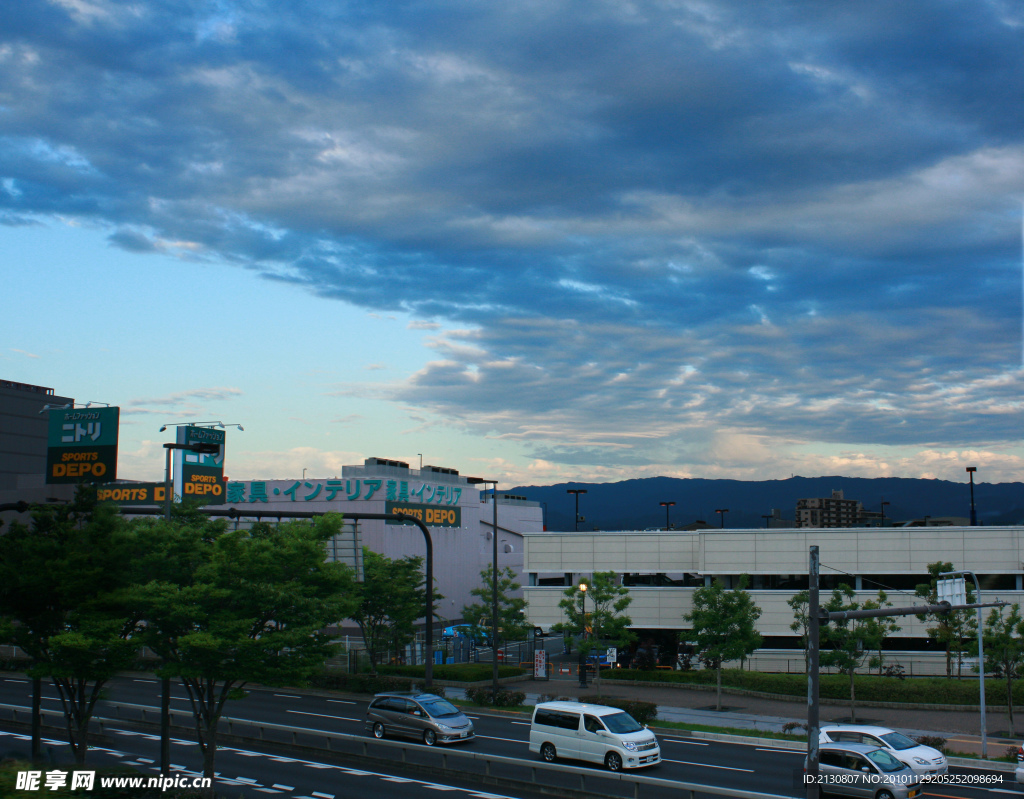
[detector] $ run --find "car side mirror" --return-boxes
[860,767,871,774]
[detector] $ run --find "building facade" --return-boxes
[522,526,1024,646]
[795,489,866,528]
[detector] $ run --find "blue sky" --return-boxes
[2,0,1023,487]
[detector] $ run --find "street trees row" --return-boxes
[0,491,414,787]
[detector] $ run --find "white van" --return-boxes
[529,701,660,771]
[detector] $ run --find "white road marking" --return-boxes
[287,709,360,722]
[476,735,529,744]
[271,785,295,791]
[327,699,356,705]
[311,791,335,798]
[663,738,709,745]
[274,694,301,699]
[510,721,530,726]
[663,758,754,772]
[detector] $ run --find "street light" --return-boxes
[715,508,729,528]
[659,501,675,530]
[940,569,987,757]
[578,581,589,688]
[966,466,977,526]
[880,500,890,526]
[162,442,219,520]
[467,477,501,702]
[762,513,772,529]
[567,489,587,532]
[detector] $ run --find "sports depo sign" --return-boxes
[46,407,119,484]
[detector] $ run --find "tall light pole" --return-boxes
[468,477,501,702]
[966,466,978,526]
[659,501,675,530]
[715,508,729,528]
[939,569,986,757]
[578,581,589,689]
[880,500,890,526]
[762,513,772,529]
[567,488,587,531]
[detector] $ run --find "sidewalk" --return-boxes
[448,674,1022,760]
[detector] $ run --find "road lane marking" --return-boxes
[327,699,356,704]
[274,694,301,699]
[311,791,335,798]
[756,747,801,754]
[286,709,360,722]
[271,785,294,791]
[477,735,530,744]
[663,738,709,745]
[510,721,530,726]
[663,758,754,772]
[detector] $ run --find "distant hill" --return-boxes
[507,476,1024,531]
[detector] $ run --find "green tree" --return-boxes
[552,572,633,695]
[787,590,810,673]
[685,576,762,711]
[977,604,1024,738]
[819,584,882,723]
[350,548,433,672]
[131,513,356,786]
[0,490,136,763]
[863,589,901,676]
[915,561,976,678]
[462,565,530,646]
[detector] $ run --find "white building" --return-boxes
[224,458,543,623]
[522,526,1024,646]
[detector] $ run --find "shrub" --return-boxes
[579,696,658,725]
[465,686,526,707]
[377,663,527,682]
[307,672,414,694]
[782,721,808,736]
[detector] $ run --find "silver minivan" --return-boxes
[528,701,660,771]
[364,691,474,746]
[810,742,922,798]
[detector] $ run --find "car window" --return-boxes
[601,711,643,734]
[820,751,844,767]
[584,715,604,733]
[866,749,906,772]
[835,731,859,742]
[843,754,871,772]
[878,731,918,751]
[861,734,883,746]
[421,699,460,718]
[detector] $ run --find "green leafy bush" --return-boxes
[465,686,526,706]
[377,663,527,682]
[307,672,415,694]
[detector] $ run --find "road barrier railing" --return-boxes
[0,701,797,799]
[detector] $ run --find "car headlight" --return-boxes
[913,757,929,765]
[623,742,638,751]
[435,723,453,732]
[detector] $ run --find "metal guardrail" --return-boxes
[0,702,796,799]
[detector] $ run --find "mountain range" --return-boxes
[508,476,1024,531]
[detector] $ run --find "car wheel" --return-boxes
[372,722,385,739]
[423,729,437,746]
[875,791,895,799]
[605,752,623,772]
[540,743,557,762]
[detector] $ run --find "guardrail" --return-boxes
[0,702,796,799]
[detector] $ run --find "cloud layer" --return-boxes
[3,0,1023,480]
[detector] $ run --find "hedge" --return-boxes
[376,663,527,682]
[465,686,527,707]
[602,668,1024,705]
[579,695,658,725]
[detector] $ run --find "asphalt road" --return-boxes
[1,676,1018,799]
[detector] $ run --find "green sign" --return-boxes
[174,426,227,505]
[386,501,462,528]
[46,406,119,484]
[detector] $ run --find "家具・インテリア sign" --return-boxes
[46,406,119,484]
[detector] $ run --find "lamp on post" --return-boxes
[567,488,587,532]
[940,569,987,757]
[578,581,589,688]
[467,477,501,702]
[880,500,890,527]
[715,508,729,528]
[659,501,675,530]
[966,466,977,526]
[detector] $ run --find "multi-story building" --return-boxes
[795,489,864,528]
[0,379,75,503]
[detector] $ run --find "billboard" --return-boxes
[173,425,227,505]
[385,500,462,528]
[46,406,119,484]
[97,482,167,505]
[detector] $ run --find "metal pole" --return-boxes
[160,676,170,775]
[967,467,978,526]
[164,444,173,520]
[973,571,987,758]
[807,545,819,799]
[491,483,500,702]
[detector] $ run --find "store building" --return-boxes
[0,379,76,506]
[522,526,1024,648]
[225,458,543,622]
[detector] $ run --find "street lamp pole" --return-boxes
[659,501,675,530]
[715,508,729,528]
[468,477,501,702]
[940,569,987,757]
[966,466,977,526]
[578,581,589,689]
[880,500,890,527]
[567,489,587,532]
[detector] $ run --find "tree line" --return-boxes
[0,490,526,789]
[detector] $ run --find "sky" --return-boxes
[2,0,1024,488]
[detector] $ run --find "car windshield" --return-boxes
[879,731,918,751]
[601,711,643,734]
[420,699,461,718]
[866,749,906,773]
